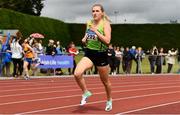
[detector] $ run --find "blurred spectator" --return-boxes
[0,38,2,46]
[45,40,56,75]
[120,46,124,52]
[10,35,23,77]
[130,46,136,60]
[130,46,137,73]
[68,42,79,75]
[148,46,158,74]
[0,38,2,75]
[115,46,123,74]
[122,47,132,74]
[55,41,63,75]
[177,50,180,74]
[167,48,178,73]
[38,40,43,53]
[46,39,56,55]
[1,35,12,77]
[156,48,166,74]
[28,37,34,46]
[107,44,116,75]
[31,41,41,76]
[56,41,63,55]
[135,47,145,74]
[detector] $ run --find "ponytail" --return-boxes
[103,12,111,22]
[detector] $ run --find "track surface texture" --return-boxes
[0,74,180,114]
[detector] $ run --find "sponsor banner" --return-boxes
[38,55,74,69]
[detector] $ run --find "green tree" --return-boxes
[0,0,44,16]
[32,0,44,16]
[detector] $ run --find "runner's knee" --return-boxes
[74,70,83,79]
[102,80,111,87]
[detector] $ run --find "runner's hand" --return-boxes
[82,37,87,44]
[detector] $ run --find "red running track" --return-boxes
[0,74,180,114]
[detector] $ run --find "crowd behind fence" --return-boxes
[106,45,180,75]
[0,33,180,77]
[1,45,179,77]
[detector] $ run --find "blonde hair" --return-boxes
[92,4,111,22]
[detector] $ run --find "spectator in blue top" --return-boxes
[56,41,63,55]
[129,46,136,60]
[1,36,12,77]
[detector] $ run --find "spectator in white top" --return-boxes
[135,47,145,74]
[115,46,122,74]
[38,40,43,52]
[177,49,180,74]
[10,36,23,77]
[167,48,178,73]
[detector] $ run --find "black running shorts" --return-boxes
[84,48,109,66]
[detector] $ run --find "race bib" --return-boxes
[86,29,98,40]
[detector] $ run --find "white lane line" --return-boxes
[116,100,180,115]
[0,73,178,84]
[0,80,105,89]
[0,79,104,88]
[0,73,178,81]
[1,79,180,93]
[1,81,180,98]
[17,90,180,114]
[0,81,73,86]
[1,84,180,106]
[0,82,77,89]
[0,78,164,88]
[0,76,97,84]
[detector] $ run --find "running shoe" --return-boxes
[80,91,92,106]
[24,75,30,80]
[105,99,112,111]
